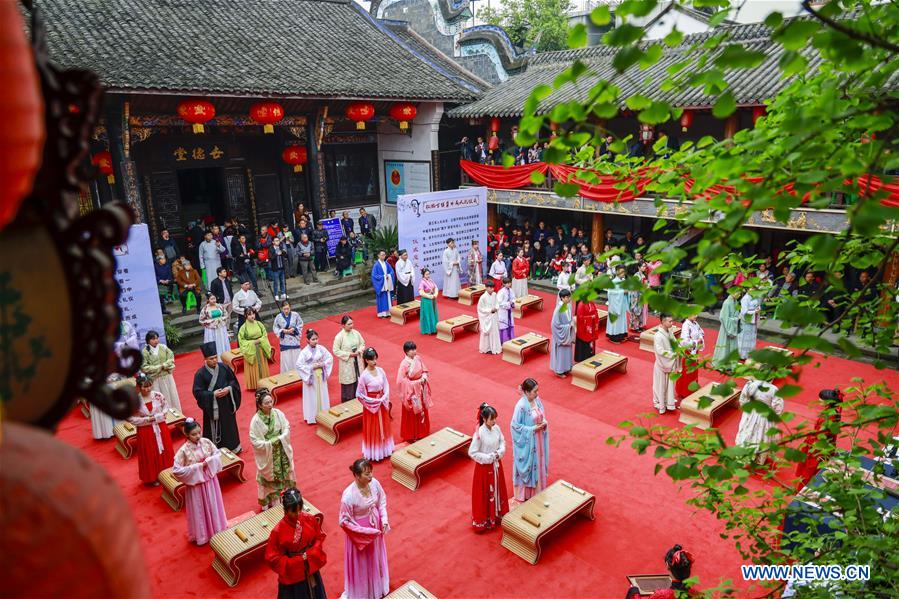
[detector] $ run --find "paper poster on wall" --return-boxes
[385,160,432,204]
[396,187,487,294]
[114,224,166,349]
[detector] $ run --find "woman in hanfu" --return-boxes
[129,373,175,484]
[140,329,181,411]
[606,265,629,343]
[396,341,432,443]
[333,315,366,403]
[339,459,390,599]
[199,294,231,360]
[273,300,304,375]
[356,348,394,461]
[628,262,649,333]
[172,418,228,545]
[794,388,843,489]
[510,378,549,502]
[469,403,509,531]
[238,307,273,390]
[418,268,439,335]
[734,378,784,464]
[296,329,334,424]
[265,487,328,599]
[249,389,296,510]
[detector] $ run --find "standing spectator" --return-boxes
[186,220,205,268]
[335,236,353,278]
[231,233,258,292]
[475,136,487,163]
[176,259,202,314]
[257,226,273,286]
[198,230,226,290]
[296,233,318,284]
[358,207,377,250]
[155,255,174,314]
[604,228,616,248]
[296,217,313,243]
[456,136,474,161]
[159,228,179,262]
[623,231,637,254]
[232,280,262,331]
[386,248,399,272]
[269,236,288,301]
[278,224,296,278]
[209,266,233,329]
[532,221,549,244]
[531,241,545,278]
[311,221,330,273]
[340,211,354,237]
[293,203,307,229]
[797,271,820,299]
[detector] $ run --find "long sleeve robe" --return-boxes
[332,329,366,385]
[606,276,630,336]
[477,291,502,354]
[652,327,679,413]
[738,293,761,360]
[296,344,334,424]
[339,478,390,599]
[467,249,483,285]
[192,363,242,452]
[265,513,328,587]
[496,286,516,332]
[172,438,228,545]
[370,260,395,315]
[141,344,181,411]
[735,379,783,461]
[442,247,462,297]
[550,302,574,374]
[510,396,549,500]
[712,296,740,367]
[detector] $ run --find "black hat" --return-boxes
[201,342,218,358]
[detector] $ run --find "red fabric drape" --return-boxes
[855,175,899,208]
[460,160,547,189]
[549,163,647,202]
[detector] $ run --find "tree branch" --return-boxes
[801,0,899,54]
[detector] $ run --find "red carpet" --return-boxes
[55,290,898,598]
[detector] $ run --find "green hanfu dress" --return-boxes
[238,320,273,390]
[712,295,740,368]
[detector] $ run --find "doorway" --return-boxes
[177,167,227,225]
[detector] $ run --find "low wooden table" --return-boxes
[257,370,303,404]
[315,399,363,445]
[390,427,472,491]
[500,479,595,564]
[458,284,486,306]
[77,398,91,419]
[386,581,438,599]
[502,332,549,365]
[113,408,186,459]
[638,324,681,352]
[390,300,421,325]
[626,574,673,596]
[158,447,247,511]
[678,381,741,429]
[221,348,244,372]
[512,294,545,319]
[436,314,480,343]
[570,350,628,392]
[210,502,323,587]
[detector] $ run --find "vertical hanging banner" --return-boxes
[396,187,487,294]
[114,223,166,348]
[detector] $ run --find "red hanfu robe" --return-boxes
[396,356,432,443]
[129,391,175,484]
[512,257,529,280]
[265,512,328,586]
[794,409,842,489]
[575,301,600,362]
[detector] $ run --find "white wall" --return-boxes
[376,101,443,227]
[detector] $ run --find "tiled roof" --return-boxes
[30,0,478,101]
[448,19,826,117]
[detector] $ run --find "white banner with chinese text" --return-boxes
[114,224,166,350]
[396,187,487,294]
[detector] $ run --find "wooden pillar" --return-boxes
[591,212,604,255]
[487,203,498,231]
[879,251,899,320]
[724,114,739,139]
[307,107,328,223]
[105,97,144,222]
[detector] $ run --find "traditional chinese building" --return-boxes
[31,0,487,244]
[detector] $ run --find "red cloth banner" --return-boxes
[548,164,647,203]
[460,160,548,189]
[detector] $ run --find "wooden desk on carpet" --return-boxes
[638,324,681,352]
[257,370,303,404]
[626,574,674,596]
[315,399,363,445]
[113,408,186,459]
[436,314,479,343]
[501,480,595,564]
[386,581,438,599]
[390,427,472,491]
[502,332,549,365]
[570,351,628,392]
[158,447,247,511]
[678,382,741,429]
[458,285,486,306]
[210,502,323,587]
[390,300,421,325]
[221,348,243,372]
[512,294,544,319]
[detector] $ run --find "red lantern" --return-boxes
[92,151,115,184]
[177,99,216,133]
[345,102,375,130]
[752,106,766,126]
[0,0,45,231]
[249,101,284,134]
[490,117,501,134]
[679,110,693,132]
[282,145,308,173]
[389,103,417,131]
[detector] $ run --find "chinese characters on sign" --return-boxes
[173,145,225,162]
[114,224,166,347]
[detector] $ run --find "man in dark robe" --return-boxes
[192,342,242,453]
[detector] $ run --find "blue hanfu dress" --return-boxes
[712,295,740,367]
[737,292,761,360]
[606,275,629,341]
[370,259,396,317]
[510,395,549,501]
[550,300,574,375]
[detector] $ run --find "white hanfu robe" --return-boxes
[738,292,761,360]
[295,344,334,424]
[735,379,783,461]
[443,247,462,298]
[273,310,304,374]
[488,259,507,282]
[477,290,502,354]
[90,403,117,439]
[652,326,679,413]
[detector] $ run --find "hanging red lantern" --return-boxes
[0,0,45,231]
[92,151,115,184]
[177,98,216,133]
[282,145,308,173]
[490,117,501,134]
[679,110,693,132]
[389,103,417,131]
[249,101,284,134]
[345,102,375,130]
[752,106,766,126]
